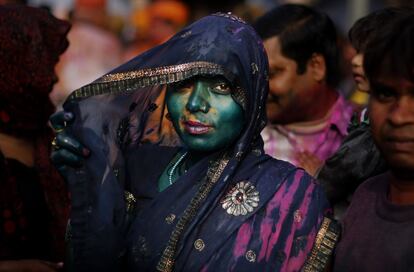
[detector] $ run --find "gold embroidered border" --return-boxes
[302,217,340,272]
[67,61,227,101]
[156,153,230,272]
[124,191,136,213]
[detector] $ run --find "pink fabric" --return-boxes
[262,95,354,166]
[229,169,325,271]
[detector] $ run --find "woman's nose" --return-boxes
[186,83,210,113]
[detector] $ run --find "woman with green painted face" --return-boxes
[50,13,336,272]
[157,77,245,191]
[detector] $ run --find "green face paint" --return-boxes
[166,76,245,153]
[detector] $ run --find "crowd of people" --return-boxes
[0,0,413,271]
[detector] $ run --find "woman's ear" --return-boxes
[308,53,326,82]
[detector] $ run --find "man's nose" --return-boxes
[352,54,363,68]
[388,96,414,126]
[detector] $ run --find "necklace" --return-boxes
[168,152,188,185]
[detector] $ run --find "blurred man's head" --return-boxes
[366,13,414,180]
[349,7,414,92]
[254,4,338,124]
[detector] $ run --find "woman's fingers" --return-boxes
[51,148,84,168]
[56,132,90,157]
[50,111,74,132]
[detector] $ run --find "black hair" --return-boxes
[253,4,339,87]
[364,12,414,85]
[349,7,414,53]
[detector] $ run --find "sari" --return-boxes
[62,13,338,271]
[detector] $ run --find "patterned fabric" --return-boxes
[62,13,333,271]
[262,95,354,166]
[0,5,70,260]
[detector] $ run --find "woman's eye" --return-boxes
[212,83,231,94]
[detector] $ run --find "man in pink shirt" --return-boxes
[254,4,354,176]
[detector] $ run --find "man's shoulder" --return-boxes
[354,172,389,197]
[344,172,389,216]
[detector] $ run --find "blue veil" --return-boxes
[63,13,271,271]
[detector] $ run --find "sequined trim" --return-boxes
[124,191,136,213]
[232,86,247,110]
[213,12,247,24]
[302,217,340,272]
[156,152,230,272]
[67,61,229,101]
[194,239,205,251]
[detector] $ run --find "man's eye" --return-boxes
[373,86,396,101]
[212,83,231,94]
[269,68,283,78]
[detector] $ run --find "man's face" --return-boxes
[369,77,414,177]
[166,76,245,152]
[263,36,321,124]
[351,53,370,92]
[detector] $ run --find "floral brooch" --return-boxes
[221,181,260,216]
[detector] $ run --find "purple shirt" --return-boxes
[262,95,354,166]
[334,172,414,271]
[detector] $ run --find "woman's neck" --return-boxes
[185,150,218,169]
[0,133,35,167]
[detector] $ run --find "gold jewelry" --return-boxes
[54,127,64,133]
[51,137,59,150]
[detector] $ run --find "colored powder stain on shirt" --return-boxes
[262,95,354,165]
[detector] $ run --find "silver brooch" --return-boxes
[245,250,257,262]
[221,181,259,216]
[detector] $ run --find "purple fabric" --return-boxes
[202,169,326,271]
[124,145,330,271]
[334,172,414,271]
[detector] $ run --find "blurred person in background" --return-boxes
[50,0,123,109]
[347,6,413,108]
[0,5,70,271]
[123,0,189,61]
[333,12,414,271]
[253,4,354,176]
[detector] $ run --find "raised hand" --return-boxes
[50,111,90,175]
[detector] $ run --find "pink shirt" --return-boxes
[262,95,354,166]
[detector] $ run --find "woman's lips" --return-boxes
[183,120,212,135]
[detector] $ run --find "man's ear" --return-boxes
[308,53,326,82]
